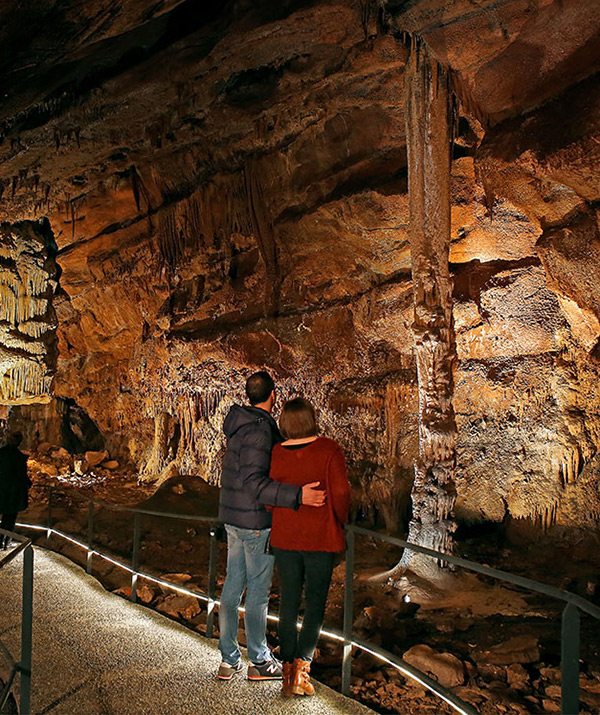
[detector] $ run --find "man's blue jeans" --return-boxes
[218,525,274,666]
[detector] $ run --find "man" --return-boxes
[217,371,325,681]
[0,432,30,549]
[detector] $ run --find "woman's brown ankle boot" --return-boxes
[292,658,315,696]
[282,662,296,697]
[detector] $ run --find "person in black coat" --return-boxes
[0,432,30,549]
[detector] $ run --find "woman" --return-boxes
[268,397,350,697]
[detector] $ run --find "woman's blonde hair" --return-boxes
[279,397,318,439]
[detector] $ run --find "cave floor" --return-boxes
[0,548,372,715]
[14,474,600,714]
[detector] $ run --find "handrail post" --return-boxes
[341,528,355,697]
[206,527,218,638]
[19,544,33,715]
[561,602,580,715]
[47,489,53,541]
[130,513,141,603]
[86,501,95,574]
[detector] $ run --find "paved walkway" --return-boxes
[0,548,372,715]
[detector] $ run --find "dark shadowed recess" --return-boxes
[0,0,234,134]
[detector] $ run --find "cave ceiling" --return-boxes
[0,0,599,532]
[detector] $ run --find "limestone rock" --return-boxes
[402,644,465,688]
[156,594,201,620]
[51,447,71,462]
[475,635,540,665]
[581,674,600,694]
[86,450,109,467]
[136,583,155,605]
[38,462,59,477]
[162,574,192,585]
[506,663,529,691]
[73,458,89,475]
[581,690,600,711]
[541,698,561,713]
[103,460,119,470]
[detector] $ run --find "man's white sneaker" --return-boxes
[217,660,243,680]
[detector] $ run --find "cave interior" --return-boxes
[1,0,600,711]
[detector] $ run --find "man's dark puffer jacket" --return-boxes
[218,405,301,529]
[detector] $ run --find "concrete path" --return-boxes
[0,548,372,715]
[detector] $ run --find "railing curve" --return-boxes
[13,490,600,715]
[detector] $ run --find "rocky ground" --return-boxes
[13,446,600,715]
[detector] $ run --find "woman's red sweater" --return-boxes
[268,436,350,552]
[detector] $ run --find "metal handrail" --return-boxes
[348,525,600,619]
[15,490,600,715]
[0,529,33,715]
[344,525,599,714]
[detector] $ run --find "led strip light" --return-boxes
[16,521,475,715]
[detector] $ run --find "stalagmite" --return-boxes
[398,38,458,580]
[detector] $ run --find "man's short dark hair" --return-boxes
[8,432,23,446]
[246,371,275,406]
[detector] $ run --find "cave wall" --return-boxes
[0,0,599,534]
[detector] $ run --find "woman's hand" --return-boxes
[301,482,327,507]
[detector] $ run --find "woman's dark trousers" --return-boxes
[273,548,335,663]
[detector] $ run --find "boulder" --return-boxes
[402,644,465,688]
[506,663,529,691]
[581,691,600,711]
[581,674,600,694]
[38,462,59,477]
[51,447,71,461]
[103,460,119,470]
[156,594,201,620]
[136,582,155,605]
[86,450,109,467]
[162,573,192,585]
[475,635,540,665]
[545,685,561,699]
[73,457,89,475]
[36,442,53,455]
[541,698,561,713]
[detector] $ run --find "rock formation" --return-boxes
[0,219,59,404]
[400,37,457,576]
[0,0,599,538]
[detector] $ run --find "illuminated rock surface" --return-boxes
[0,0,599,535]
[0,220,59,404]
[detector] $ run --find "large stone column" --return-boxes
[400,38,458,579]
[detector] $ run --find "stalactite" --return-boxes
[156,173,253,269]
[0,221,59,403]
[142,411,170,478]
[244,157,281,315]
[398,37,458,580]
[385,384,404,457]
